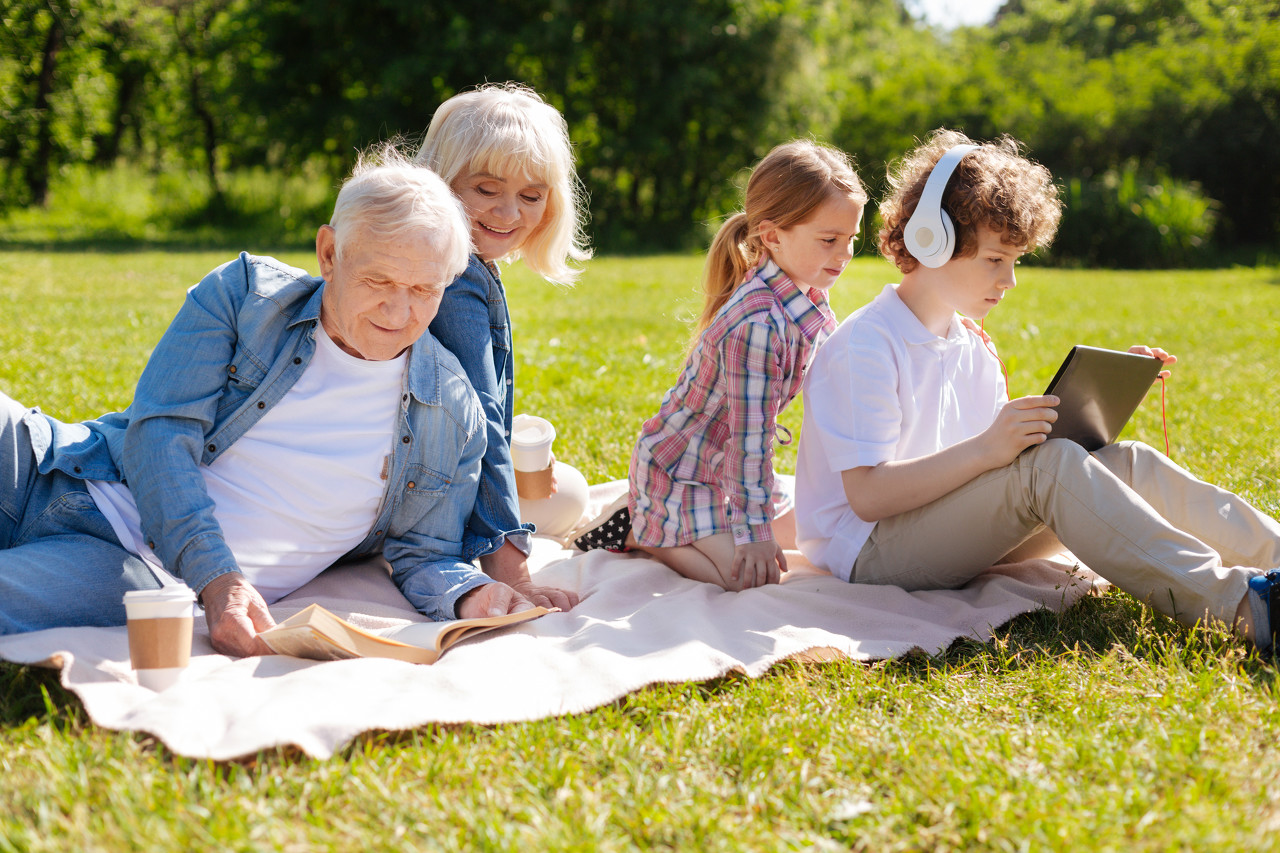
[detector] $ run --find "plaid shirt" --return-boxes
[629,259,837,547]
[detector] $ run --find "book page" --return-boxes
[260,604,552,664]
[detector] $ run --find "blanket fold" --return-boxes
[0,482,1100,760]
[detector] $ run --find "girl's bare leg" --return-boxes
[627,531,740,590]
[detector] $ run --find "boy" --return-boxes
[794,129,1280,649]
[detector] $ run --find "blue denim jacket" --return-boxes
[429,255,533,561]
[22,253,492,622]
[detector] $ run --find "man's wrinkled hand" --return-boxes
[199,572,276,657]
[457,582,535,619]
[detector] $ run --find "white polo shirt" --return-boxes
[795,283,1007,579]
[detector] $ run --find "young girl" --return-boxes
[575,140,867,591]
[415,82,592,610]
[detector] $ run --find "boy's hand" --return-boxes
[730,540,788,590]
[1129,344,1176,379]
[982,395,1059,466]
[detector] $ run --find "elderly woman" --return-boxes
[416,83,592,611]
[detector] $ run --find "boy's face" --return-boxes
[761,195,863,293]
[938,225,1025,321]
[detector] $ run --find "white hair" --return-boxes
[330,142,472,284]
[414,82,591,285]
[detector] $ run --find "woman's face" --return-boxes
[451,169,550,262]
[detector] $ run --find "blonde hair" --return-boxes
[879,128,1063,273]
[331,142,472,286]
[414,82,591,285]
[697,140,866,335]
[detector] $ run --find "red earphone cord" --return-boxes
[978,321,1171,457]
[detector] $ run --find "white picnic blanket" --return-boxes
[0,482,1101,760]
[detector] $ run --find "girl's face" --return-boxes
[760,195,863,293]
[451,170,550,262]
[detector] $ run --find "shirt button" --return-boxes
[148,540,156,549]
[402,435,411,444]
[207,444,216,452]
[407,481,416,489]
[374,530,383,537]
[228,365,237,374]
[73,466,82,473]
[257,401,265,409]
[293,357,302,365]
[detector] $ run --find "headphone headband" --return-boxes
[902,144,978,268]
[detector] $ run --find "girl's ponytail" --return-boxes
[691,140,867,340]
[697,213,758,336]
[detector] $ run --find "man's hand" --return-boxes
[457,582,535,619]
[199,572,276,657]
[479,538,580,610]
[730,540,788,590]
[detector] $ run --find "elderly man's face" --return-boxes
[316,225,449,361]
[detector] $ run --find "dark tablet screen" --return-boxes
[1043,346,1162,451]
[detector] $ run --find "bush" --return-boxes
[1051,163,1218,268]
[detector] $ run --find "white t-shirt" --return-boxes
[90,321,406,601]
[795,283,1007,579]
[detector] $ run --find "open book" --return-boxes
[259,603,552,664]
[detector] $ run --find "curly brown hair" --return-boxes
[878,129,1062,273]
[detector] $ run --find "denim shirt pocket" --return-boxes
[215,354,267,418]
[388,463,453,537]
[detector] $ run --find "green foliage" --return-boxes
[1053,162,1218,268]
[3,249,1280,849]
[2,0,1279,258]
[0,161,330,250]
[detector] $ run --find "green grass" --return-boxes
[2,249,1280,851]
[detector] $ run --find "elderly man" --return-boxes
[0,150,532,656]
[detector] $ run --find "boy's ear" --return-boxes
[758,219,782,251]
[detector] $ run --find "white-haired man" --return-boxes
[0,149,531,656]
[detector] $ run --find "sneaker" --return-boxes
[572,494,632,552]
[1247,570,1280,652]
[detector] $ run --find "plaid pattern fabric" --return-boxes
[629,259,837,548]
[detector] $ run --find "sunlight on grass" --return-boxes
[2,250,1280,850]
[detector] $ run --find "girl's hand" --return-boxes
[1129,344,1176,379]
[980,395,1059,467]
[730,540,788,590]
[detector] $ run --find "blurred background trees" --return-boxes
[1,0,1276,265]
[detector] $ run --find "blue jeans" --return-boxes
[0,394,159,634]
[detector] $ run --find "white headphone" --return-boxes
[902,144,978,268]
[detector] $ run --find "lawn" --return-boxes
[2,247,1279,851]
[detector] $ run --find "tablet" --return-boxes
[1042,345,1162,451]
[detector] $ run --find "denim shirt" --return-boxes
[22,253,492,622]
[429,255,533,561]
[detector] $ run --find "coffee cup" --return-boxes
[124,587,196,691]
[511,414,558,500]
[511,414,556,472]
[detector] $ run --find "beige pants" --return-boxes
[853,439,1280,628]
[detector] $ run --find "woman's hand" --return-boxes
[456,582,535,619]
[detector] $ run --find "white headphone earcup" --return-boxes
[904,208,955,268]
[901,143,976,269]
[921,209,956,268]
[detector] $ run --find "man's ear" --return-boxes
[315,225,337,279]
[758,219,782,252]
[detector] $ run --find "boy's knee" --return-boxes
[1023,437,1089,470]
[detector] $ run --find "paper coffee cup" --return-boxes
[510,414,556,473]
[124,587,196,691]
